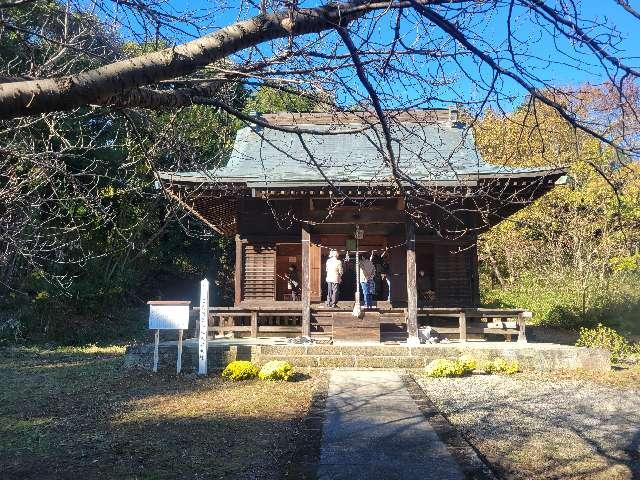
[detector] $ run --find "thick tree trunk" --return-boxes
[0,4,361,118]
[0,1,464,118]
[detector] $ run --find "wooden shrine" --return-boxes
[159,110,565,343]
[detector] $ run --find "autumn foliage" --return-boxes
[475,87,640,335]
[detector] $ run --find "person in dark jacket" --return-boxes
[285,265,300,301]
[417,269,435,306]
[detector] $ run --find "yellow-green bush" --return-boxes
[484,357,520,375]
[425,359,465,377]
[576,323,632,363]
[457,355,477,373]
[629,342,640,363]
[221,360,259,381]
[258,360,294,381]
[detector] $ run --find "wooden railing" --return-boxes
[191,306,530,342]
[203,307,303,338]
[418,308,530,342]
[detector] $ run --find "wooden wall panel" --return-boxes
[242,242,276,301]
[434,245,475,307]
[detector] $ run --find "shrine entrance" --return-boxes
[317,234,390,302]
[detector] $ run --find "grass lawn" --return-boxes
[0,346,324,479]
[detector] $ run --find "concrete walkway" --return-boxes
[317,370,465,480]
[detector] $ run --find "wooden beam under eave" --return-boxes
[307,209,408,224]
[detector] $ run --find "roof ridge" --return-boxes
[258,109,450,125]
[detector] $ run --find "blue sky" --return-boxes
[110,1,640,111]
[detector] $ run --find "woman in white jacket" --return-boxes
[325,249,343,308]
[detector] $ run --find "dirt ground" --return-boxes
[0,346,324,479]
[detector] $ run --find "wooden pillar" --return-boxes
[458,311,467,342]
[301,225,311,337]
[250,311,258,338]
[234,235,243,306]
[405,222,419,344]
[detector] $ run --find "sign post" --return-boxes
[198,278,209,375]
[147,300,190,373]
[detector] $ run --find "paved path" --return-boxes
[317,370,465,480]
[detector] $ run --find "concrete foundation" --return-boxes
[124,338,611,373]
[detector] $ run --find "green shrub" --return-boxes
[628,343,640,364]
[481,272,640,333]
[425,359,465,377]
[457,355,477,373]
[484,358,520,374]
[258,360,294,381]
[221,361,259,381]
[575,323,630,363]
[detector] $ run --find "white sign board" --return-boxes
[148,304,190,330]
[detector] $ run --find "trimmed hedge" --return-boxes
[425,356,520,377]
[258,360,294,381]
[483,358,520,375]
[458,354,478,373]
[221,361,259,381]
[425,359,465,377]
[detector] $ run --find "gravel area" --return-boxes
[415,373,640,480]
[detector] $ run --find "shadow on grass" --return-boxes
[0,348,324,480]
[416,374,640,480]
[289,372,312,382]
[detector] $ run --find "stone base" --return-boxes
[124,340,611,373]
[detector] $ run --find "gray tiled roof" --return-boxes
[162,120,564,186]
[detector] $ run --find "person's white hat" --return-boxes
[329,249,338,258]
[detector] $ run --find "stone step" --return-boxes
[123,341,611,373]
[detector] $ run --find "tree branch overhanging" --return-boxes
[0,0,463,119]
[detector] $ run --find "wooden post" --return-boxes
[518,311,531,343]
[176,329,183,373]
[405,222,419,345]
[234,235,243,306]
[301,225,311,337]
[251,311,258,337]
[198,278,209,375]
[152,329,160,372]
[458,311,467,342]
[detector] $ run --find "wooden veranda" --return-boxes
[194,304,529,343]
